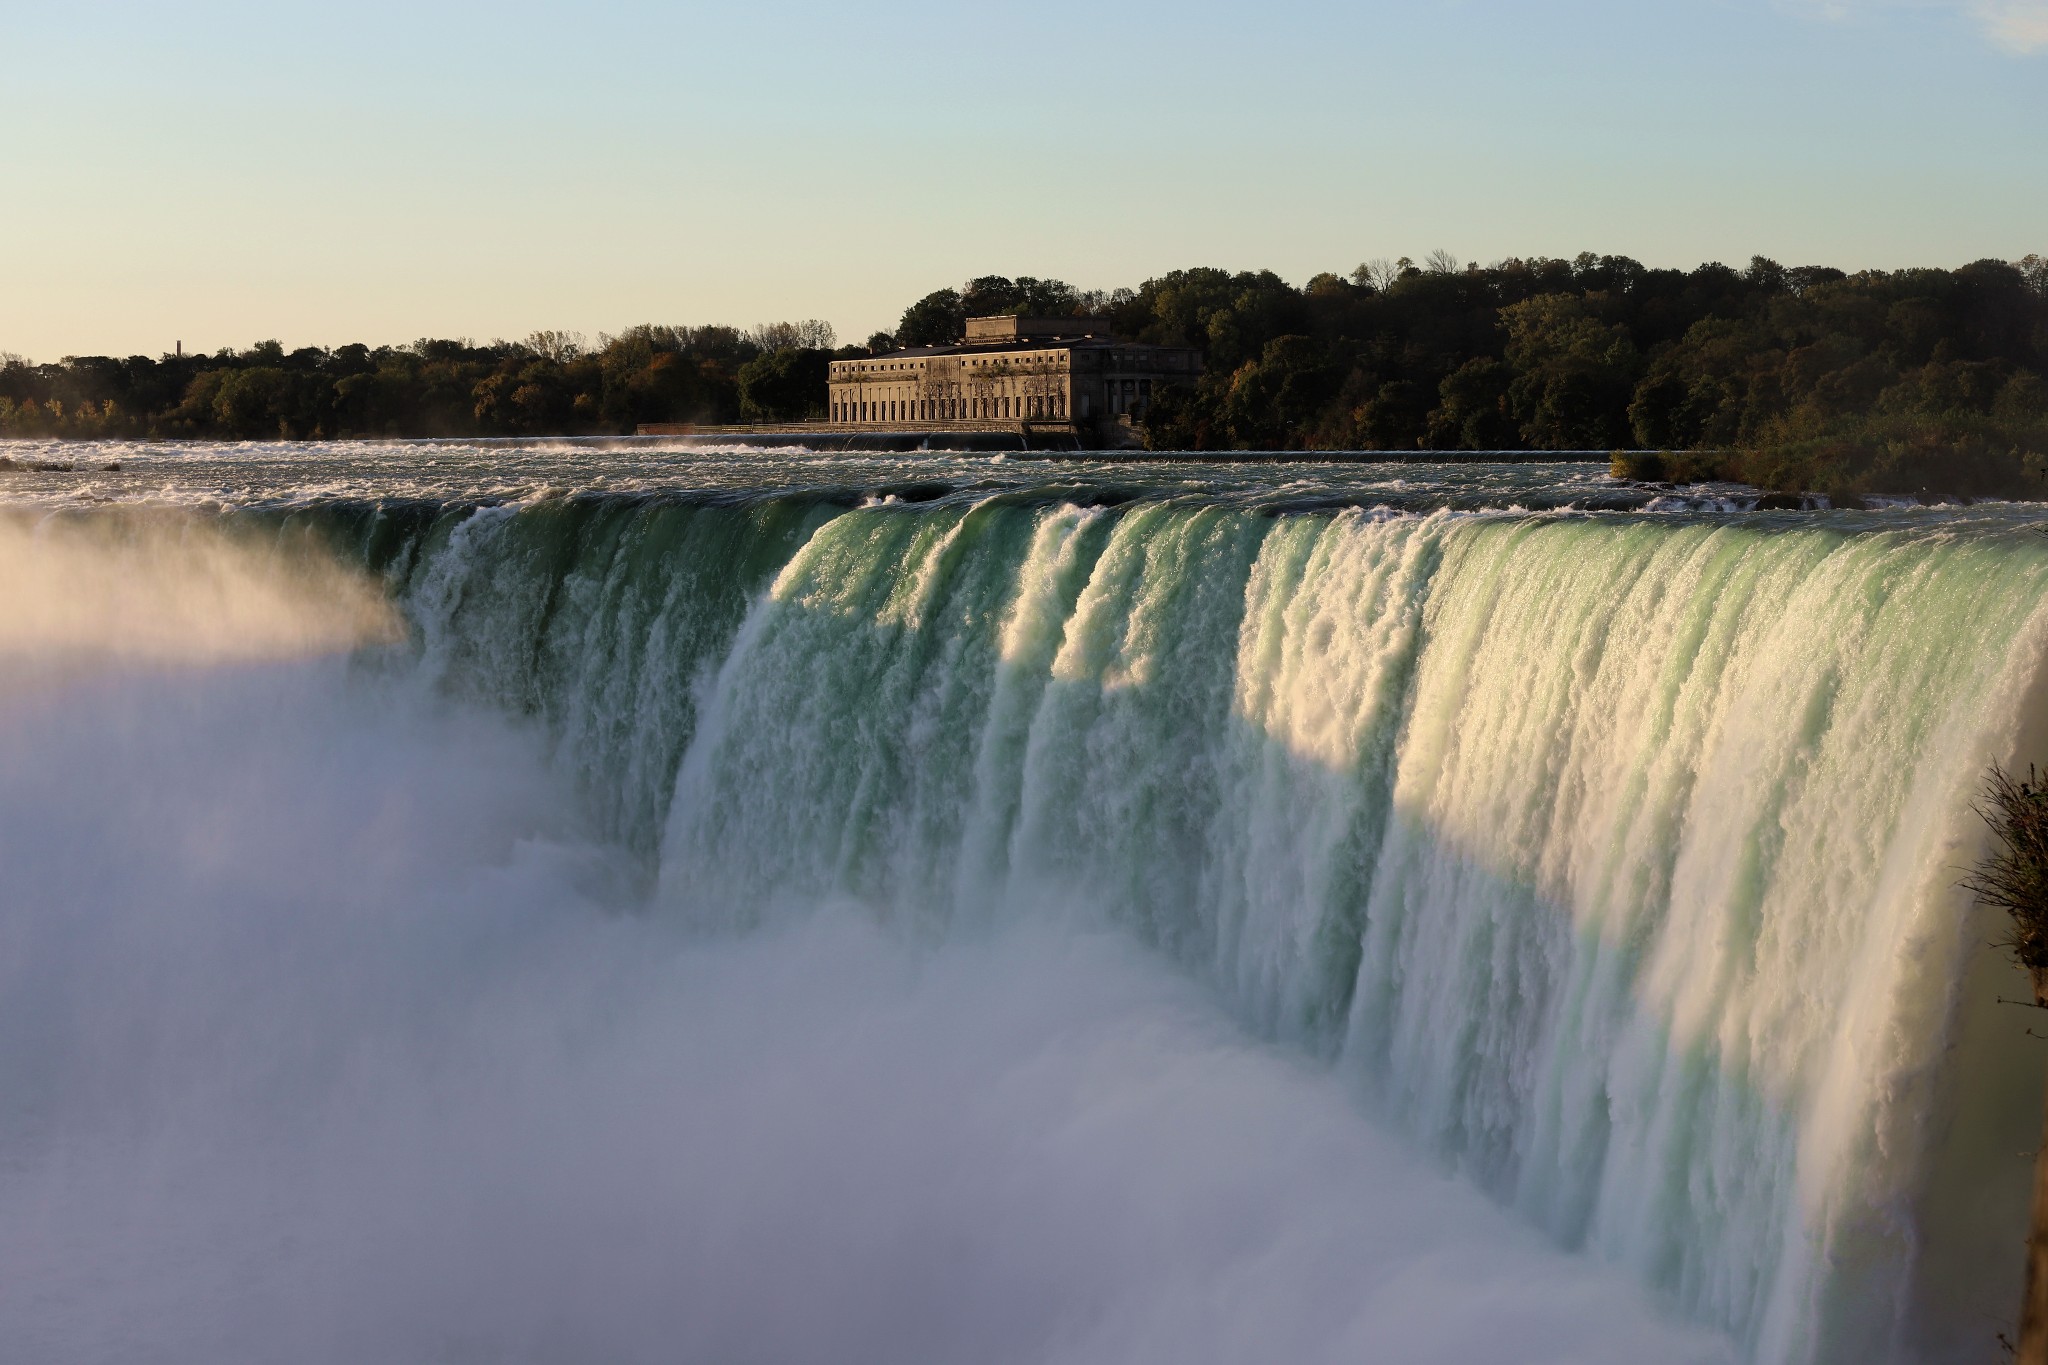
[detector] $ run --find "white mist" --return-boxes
[0,523,1731,1365]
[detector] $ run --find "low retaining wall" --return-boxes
[635,421,1114,452]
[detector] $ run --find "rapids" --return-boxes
[4,441,2046,1364]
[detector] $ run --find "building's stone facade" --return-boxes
[827,317,1201,432]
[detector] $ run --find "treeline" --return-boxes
[0,320,843,442]
[885,256,2048,495]
[6,253,2047,494]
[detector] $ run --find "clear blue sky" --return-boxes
[3,0,2043,361]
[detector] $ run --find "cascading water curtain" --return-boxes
[393,496,2048,1365]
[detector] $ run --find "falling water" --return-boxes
[6,449,2047,1364]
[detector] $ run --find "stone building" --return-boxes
[826,316,1201,433]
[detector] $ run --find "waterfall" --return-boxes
[205,493,2048,1361]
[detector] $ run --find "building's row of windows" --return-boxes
[832,351,1194,384]
[830,393,1072,422]
[830,378,1161,423]
[832,352,1068,380]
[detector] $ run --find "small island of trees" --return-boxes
[4,253,2045,498]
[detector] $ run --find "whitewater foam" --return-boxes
[0,595,1730,1365]
[6,472,2048,1364]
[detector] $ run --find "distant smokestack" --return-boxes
[175,341,182,357]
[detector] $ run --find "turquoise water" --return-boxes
[5,439,2047,1363]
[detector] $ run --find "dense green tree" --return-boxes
[897,289,965,347]
[1501,295,1641,449]
[1426,358,1516,449]
[1216,335,1346,448]
[737,347,830,422]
